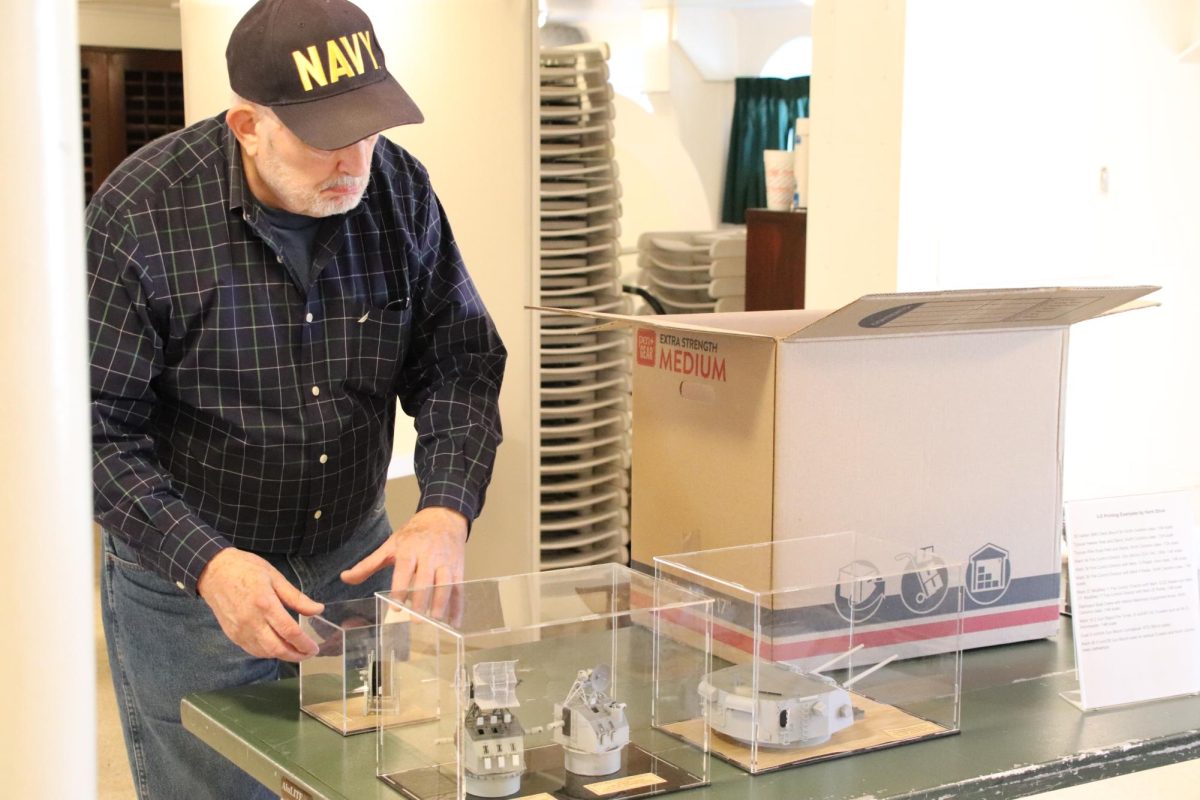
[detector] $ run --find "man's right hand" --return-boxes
[196,548,325,661]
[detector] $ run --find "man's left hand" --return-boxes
[340,506,468,616]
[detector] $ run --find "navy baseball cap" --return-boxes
[226,0,424,149]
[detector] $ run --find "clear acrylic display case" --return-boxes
[375,563,713,800]
[655,533,964,774]
[299,597,434,735]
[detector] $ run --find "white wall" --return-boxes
[179,0,249,122]
[565,8,718,254]
[899,0,1200,500]
[609,89,719,258]
[659,43,734,231]
[79,2,181,49]
[735,4,814,77]
[2,0,95,796]
[669,3,812,227]
[564,2,810,240]
[806,0,907,306]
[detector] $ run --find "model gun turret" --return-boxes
[550,664,629,776]
[699,646,897,748]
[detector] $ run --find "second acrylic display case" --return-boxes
[655,533,965,774]
[375,563,713,800]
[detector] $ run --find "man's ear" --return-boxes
[226,103,264,157]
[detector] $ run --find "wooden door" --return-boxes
[81,47,185,202]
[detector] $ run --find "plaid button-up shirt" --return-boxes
[87,114,506,593]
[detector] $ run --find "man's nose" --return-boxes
[337,137,374,175]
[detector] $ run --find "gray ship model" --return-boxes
[699,647,896,748]
[551,664,629,775]
[463,660,525,797]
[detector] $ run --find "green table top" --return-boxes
[182,617,1200,800]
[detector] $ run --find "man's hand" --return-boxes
[197,548,324,662]
[341,506,468,619]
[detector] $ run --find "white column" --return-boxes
[180,0,254,123]
[0,0,95,796]
[806,0,907,307]
[381,0,536,578]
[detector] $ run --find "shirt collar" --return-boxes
[222,113,252,215]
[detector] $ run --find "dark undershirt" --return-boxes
[258,203,325,292]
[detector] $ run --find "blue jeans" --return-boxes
[101,505,394,800]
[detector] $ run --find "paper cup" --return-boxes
[763,149,795,211]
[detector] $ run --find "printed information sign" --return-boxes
[1064,491,1200,710]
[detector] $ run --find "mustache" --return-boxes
[320,174,369,193]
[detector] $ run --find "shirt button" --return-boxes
[175,581,186,591]
[313,510,323,520]
[305,312,314,323]
[276,254,284,264]
[319,454,328,464]
[311,386,320,396]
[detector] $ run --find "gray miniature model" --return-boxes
[550,664,629,776]
[699,647,897,748]
[352,649,399,717]
[463,660,525,797]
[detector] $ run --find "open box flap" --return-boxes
[529,306,809,340]
[783,286,1160,342]
[1090,298,1161,319]
[532,286,1159,343]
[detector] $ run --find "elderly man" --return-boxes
[86,0,506,796]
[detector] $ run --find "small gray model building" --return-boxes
[463,661,525,797]
[551,664,629,776]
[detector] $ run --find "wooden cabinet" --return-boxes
[81,47,184,202]
[745,208,808,310]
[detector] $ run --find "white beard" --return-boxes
[255,134,370,217]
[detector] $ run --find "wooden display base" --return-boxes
[302,699,435,736]
[661,692,954,773]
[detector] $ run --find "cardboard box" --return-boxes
[538,286,1157,651]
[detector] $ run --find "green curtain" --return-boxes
[721,76,810,225]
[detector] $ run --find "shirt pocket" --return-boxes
[345,302,410,397]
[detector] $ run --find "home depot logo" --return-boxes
[637,328,657,365]
[637,328,726,381]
